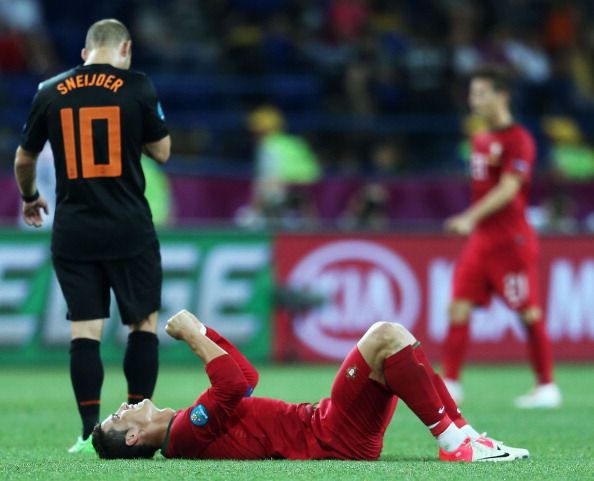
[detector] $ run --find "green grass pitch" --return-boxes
[1,363,593,481]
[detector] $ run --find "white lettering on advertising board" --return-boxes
[0,241,268,347]
[288,240,421,359]
[199,244,269,343]
[547,259,594,341]
[0,246,46,345]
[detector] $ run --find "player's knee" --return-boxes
[520,306,541,325]
[449,302,472,325]
[71,319,103,340]
[367,322,415,352]
[129,311,158,333]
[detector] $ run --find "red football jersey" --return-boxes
[468,124,537,247]
[161,328,388,461]
[161,355,351,460]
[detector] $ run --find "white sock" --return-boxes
[460,424,481,440]
[437,423,467,452]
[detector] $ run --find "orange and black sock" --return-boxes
[70,338,103,439]
[123,331,159,404]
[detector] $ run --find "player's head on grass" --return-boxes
[92,399,174,459]
[82,19,132,70]
[468,65,513,123]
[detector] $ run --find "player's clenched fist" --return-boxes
[165,309,205,340]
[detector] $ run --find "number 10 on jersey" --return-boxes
[60,106,122,179]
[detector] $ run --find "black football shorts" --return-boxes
[52,240,162,325]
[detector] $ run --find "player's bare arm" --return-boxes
[445,172,522,235]
[143,135,171,164]
[165,309,227,364]
[14,146,49,228]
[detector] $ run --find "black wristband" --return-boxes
[22,190,40,203]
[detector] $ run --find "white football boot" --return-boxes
[439,437,517,462]
[514,383,562,409]
[476,433,529,459]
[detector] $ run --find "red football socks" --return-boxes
[525,320,554,384]
[413,345,467,428]
[442,323,469,381]
[384,345,452,436]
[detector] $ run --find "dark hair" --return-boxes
[470,65,512,93]
[85,19,131,49]
[91,424,158,459]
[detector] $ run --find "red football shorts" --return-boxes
[452,237,540,310]
[319,347,398,460]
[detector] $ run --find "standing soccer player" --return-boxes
[14,19,171,452]
[441,67,560,408]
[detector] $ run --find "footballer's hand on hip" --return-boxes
[165,309,205,340]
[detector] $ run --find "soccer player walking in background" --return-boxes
[441,67,560,408]
[14,19,170,452]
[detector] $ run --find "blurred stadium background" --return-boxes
[0,0,593,368]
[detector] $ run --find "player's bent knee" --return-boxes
[358,322,415,372]
[367,322,414,351]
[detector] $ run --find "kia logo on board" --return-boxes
[287,240,421,359]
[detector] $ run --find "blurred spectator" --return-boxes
[400,28,452,112]
[568,23,594,105]
[3,0,594,183]
[141,155,174,227]
[339,182,390,231]
[236,105,320,229]
[529,193,579,234]
[326,0,370,43]
[542,116,594,181]
[132,0,221,73]
[0,0,57,74]
[368,139,407,176]
[504,30,551,85]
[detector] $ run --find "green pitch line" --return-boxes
[0,364,592,481]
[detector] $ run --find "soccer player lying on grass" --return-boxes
[93,310,528,462]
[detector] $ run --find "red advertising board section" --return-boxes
[273,235,594,363]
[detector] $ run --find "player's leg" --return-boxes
[413,342,529,459]
[491,248,560,408]
[126,311,159,403]
[357,322,518,461]
[322,330,397,460]
[516,306,560,408]
[442,244,489,403]
[107,241,162,404]
[442,300,473,403]
[413,345,468,429]
[358,322,465,452]
[70,318,105,441]
[53,256,110,453]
